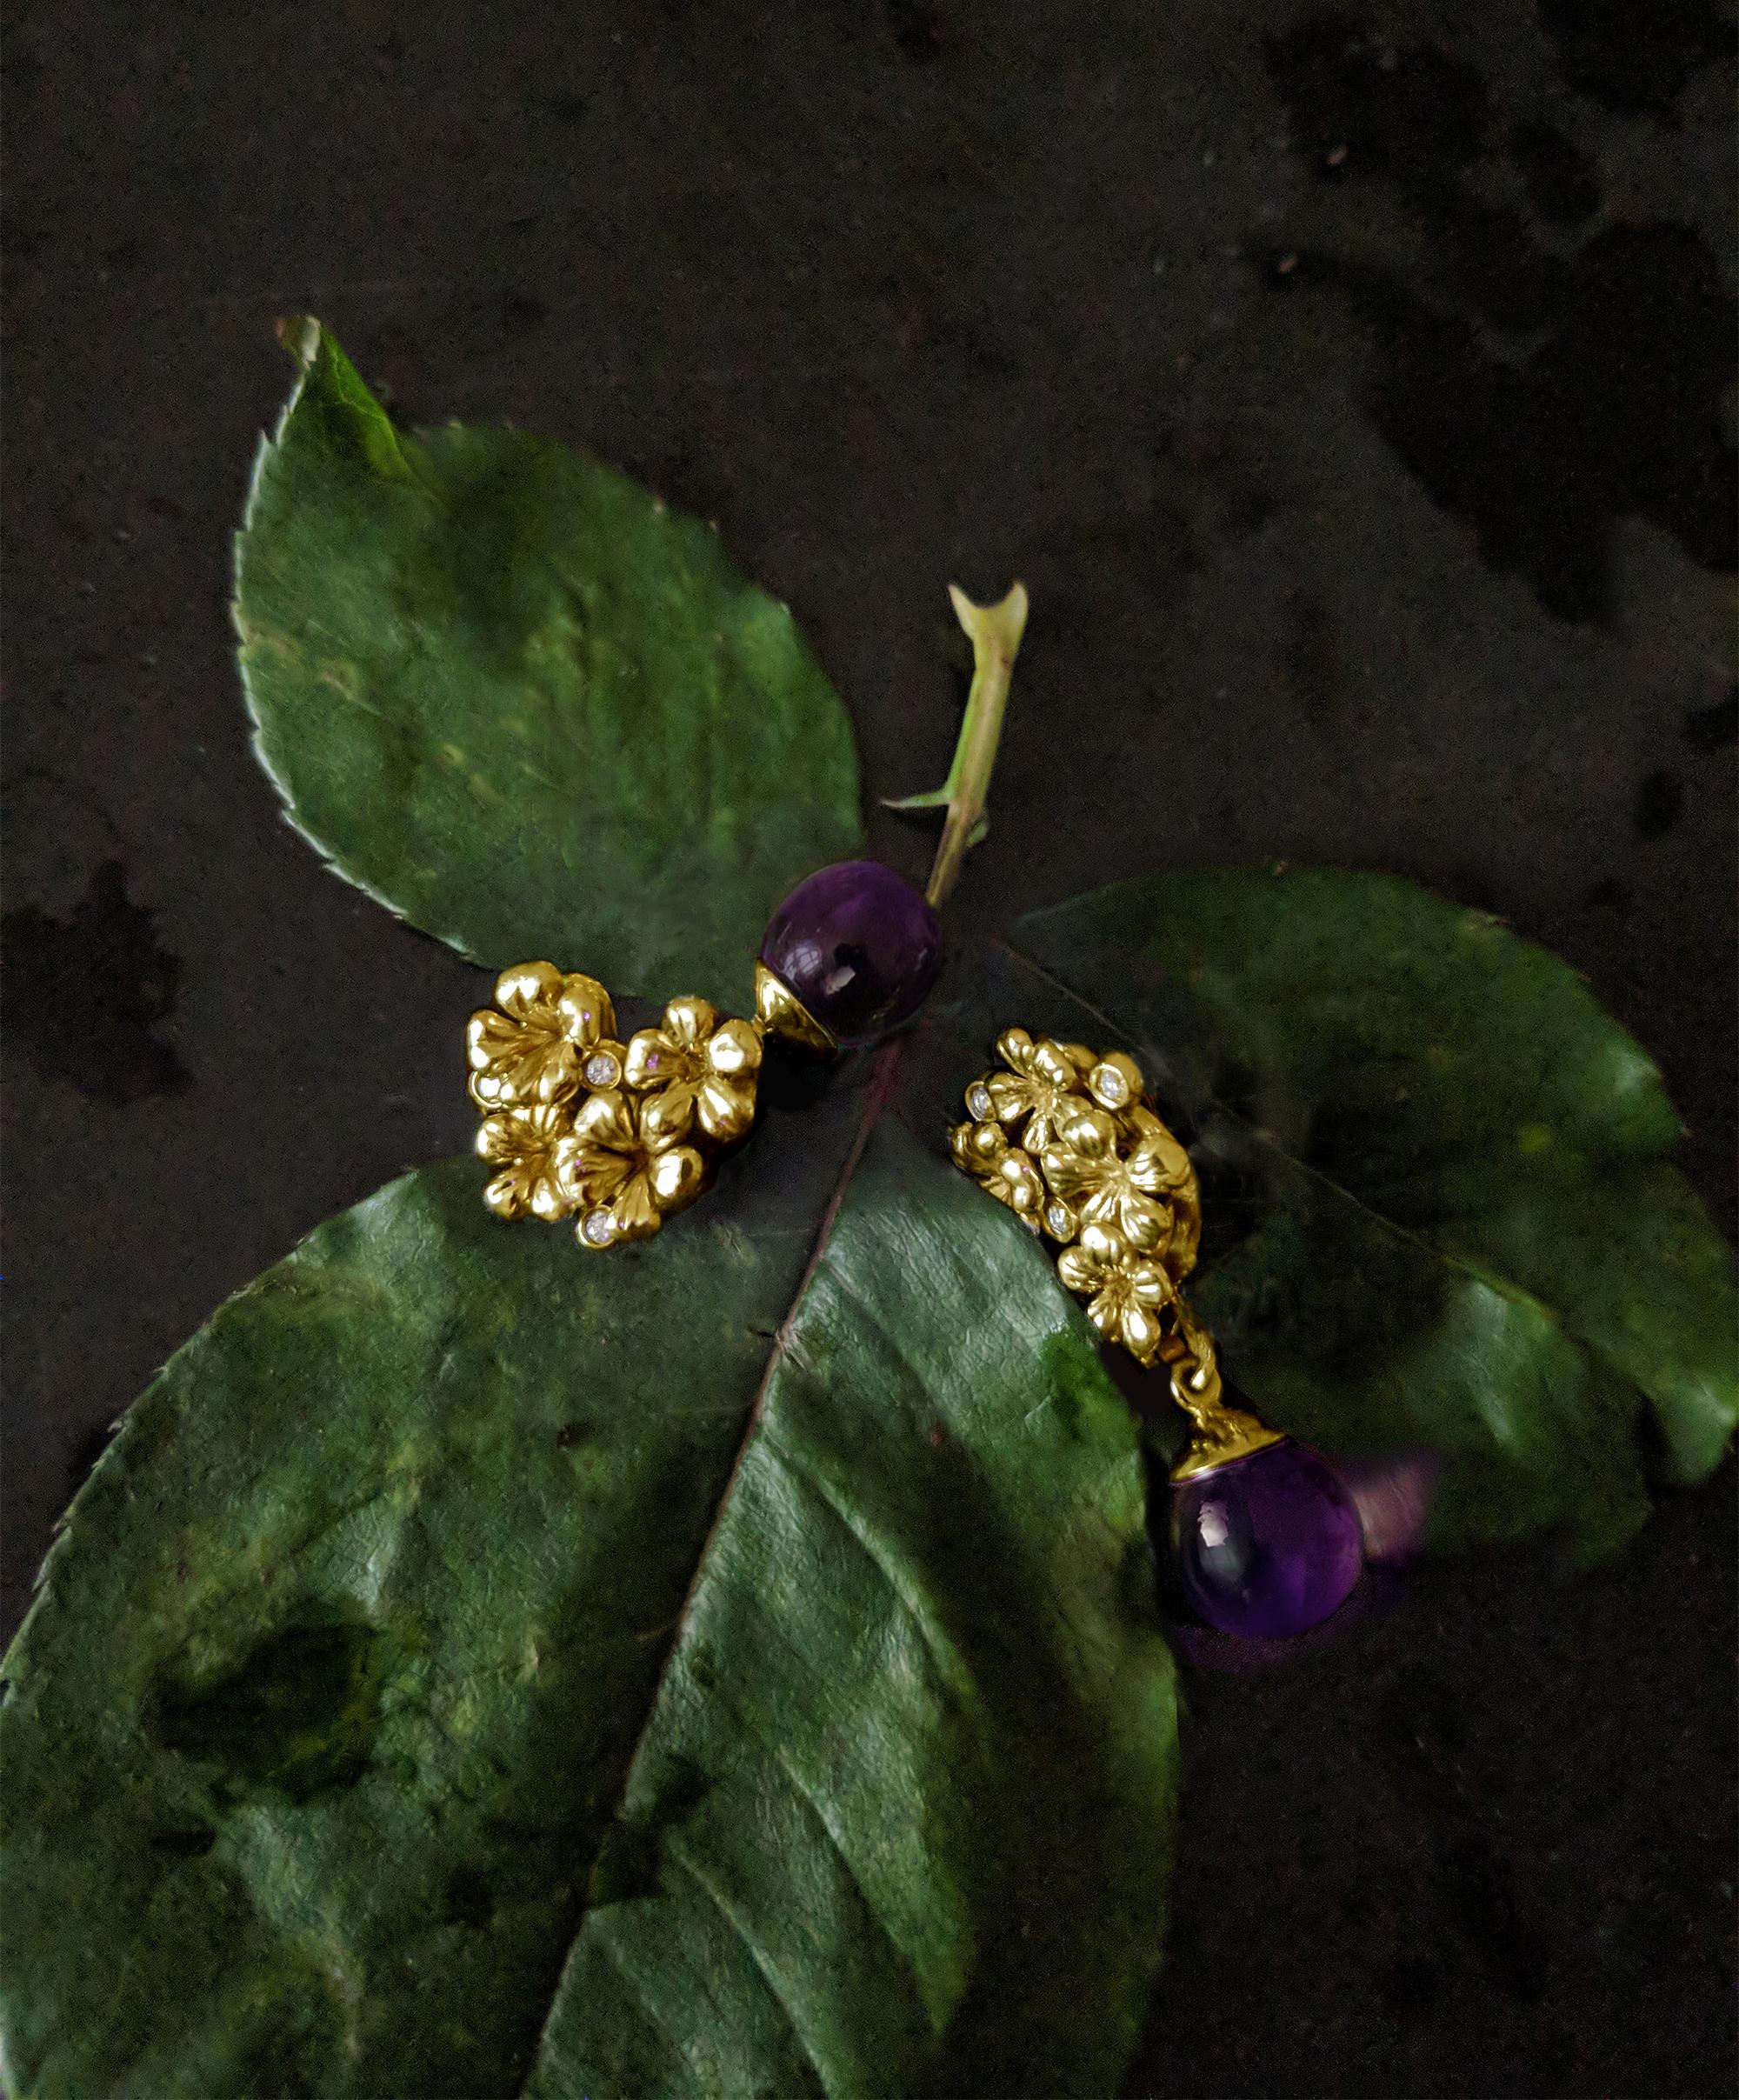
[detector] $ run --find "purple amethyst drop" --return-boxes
[1169,1438,1363,1639]
[760,859,943,1047]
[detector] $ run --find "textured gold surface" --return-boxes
[949,1029,1281,1477]
[753,960,837,1055]
[1161,1303,1284,1481]
[467,966,761,1247]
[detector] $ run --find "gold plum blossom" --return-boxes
[556,1089,708,1249]
[1056,1223,1177,1366]
[1040,1104,1189,1257]
[476,1102,579,1223]
[624,996,763,1146]
[466,963,626,1109]
[950,1117,1044,1229]
[983,1028,1096,1152]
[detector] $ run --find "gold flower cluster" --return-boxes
[949,1028,1203,1366]
[465,963,762,1250]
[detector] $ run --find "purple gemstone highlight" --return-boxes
[760,860,943,1048]
[1169,1438,1363,1639]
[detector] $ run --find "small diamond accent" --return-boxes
[583,1052,621,1090]
[967,1082,994,1120]
[1096,1066,1129,1104]
[1045,1203,1073,1239]
[581,1210,616,1248]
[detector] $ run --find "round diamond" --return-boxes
[966,1082,993,1121]
[1045,1203,1073,1239]
[581,1210,616,1248]
[1097,1065,1129,1105]
[583,1051,621,1090]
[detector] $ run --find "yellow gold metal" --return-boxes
[949,1118,1045,1228]
[1160,1307,1285,1480]
[753,960,837,1056]
[559,1089,707,1248]
[475,1101,578,1223]
[467,963,764,1247]
[1057,1222,1176,1363]
[986,1028,1096,1152]
[466,963,626,1110]
[626,997,762,1145]
[949,1024,1284,1477]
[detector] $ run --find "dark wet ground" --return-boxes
[5,3,1735,2093]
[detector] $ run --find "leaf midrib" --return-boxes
[516,1036,909,2094]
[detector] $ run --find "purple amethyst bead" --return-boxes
[760,860,943,1048]
[1169,1438,1363,1639]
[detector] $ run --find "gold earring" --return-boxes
[949,1027,1368,1642]
[464,962,823,1251]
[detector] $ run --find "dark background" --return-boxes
[4,2,1735,2094]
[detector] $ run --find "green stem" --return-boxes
[889,582,1029,910]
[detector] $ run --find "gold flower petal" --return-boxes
[994,1025,1038,1074]
[1126,1259,1175,1309]
[1052,1104,1119,1160]
[1081,1287,1129,1349]
[623,1028,678,1091]
[1112,1294,1166,1366]
[555,973,616,1047]
[1080,1186,1170,1255]
[1029,1037,1080,1090]
[648,1144,707,1213]
[1070,1220,1133,1282]
[641,1079,700,1147]
[984,1070,1034,1124]
[483,1168,530,1219]
[527,1175,573,1223]
[1057,1241,1103,1296]
[705,1017,763,1081]
[1038,1143,1101,1205]
[697,1074,756,1144]
[612,1176,664,1241]
[476,1112,524,1165]
[466,1008,520,1070]
[494,961,565,1023]
[951,1120,996,1172]
[571,1088,637,1150]
[552,1131,584,1197]
[662,995,721,1049]
[991,1150,1044,1217]
[1125,1124,1194,1196]
[569,1144,635,1210]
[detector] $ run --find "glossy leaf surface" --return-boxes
[1001,868,1738,1558]
[0,1088,1176,2100]
[233,320,862,997]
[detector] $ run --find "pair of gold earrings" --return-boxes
[464,945,1369,1643]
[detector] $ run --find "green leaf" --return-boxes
[1000,867,1738,1558]
[232,319,862,997]
[7,849,1732,2095]
[0,1081,1176,2099]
